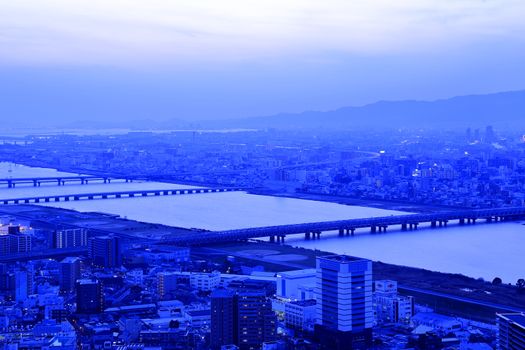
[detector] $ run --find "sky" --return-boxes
[1,0,525,126]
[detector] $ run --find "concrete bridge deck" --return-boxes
[162,206,525,245]
[0,175,145,188]
[0,187,245,205]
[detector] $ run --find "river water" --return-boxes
[1,162,523,283]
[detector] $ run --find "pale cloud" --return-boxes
[0,0,524,66]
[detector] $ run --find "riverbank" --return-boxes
[194,241,525,323]
[251,189,466,213]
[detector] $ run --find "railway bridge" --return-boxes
[161,206,525,245]
[0,187,245,205]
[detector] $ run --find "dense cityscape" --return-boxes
[2,1,525,349]
[2,127,525,208]
[0,128,523,349]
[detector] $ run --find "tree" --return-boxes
[516,278,525,293]
[492,277,502,285]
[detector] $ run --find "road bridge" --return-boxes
[0,187,245,205]
[161,206,525,245]
[0,175,146,188]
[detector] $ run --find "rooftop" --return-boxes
[498,313,525,328]
[60,256,80,263]
[318,254,368,263]
[290,299,316,307]
[278,269,316,278]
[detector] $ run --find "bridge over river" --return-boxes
[0,187,245,204]
[162,206,525,245]
[0,175,146,188]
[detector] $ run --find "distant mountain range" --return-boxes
[65,89,525,130]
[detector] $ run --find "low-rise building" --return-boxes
[284,299,316,332]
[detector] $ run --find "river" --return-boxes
[0,162,523,283]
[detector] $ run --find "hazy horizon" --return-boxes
[1,1,525,126]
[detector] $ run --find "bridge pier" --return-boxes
[401,223,407,231]
[305,232,311,240]
[371,226,376,233]
[349,228,355,236]
[459,218,465,225]
[315,232,321,239]
[270,235,275,243]
[338,229,344,237]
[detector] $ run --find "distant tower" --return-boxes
[484,125,496,144]
[474,128,480,142]
[88,236,121,268]
[466,128,472,143]
[315,255,373,350]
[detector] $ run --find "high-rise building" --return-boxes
[315,255,373,350]
[14,270,29,302]
[0,263,9,291]
[59,257,81,292]
[53,228,88,249]
[88,236,121,268]
[0,233,31,256]
[210,287,277,350]
[496,313,525,350]
[236,289,277,350]
[76,279,104,314]
[211,288,236,350]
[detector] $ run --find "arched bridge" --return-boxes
[0,187,245,205]
[161,206,525,245]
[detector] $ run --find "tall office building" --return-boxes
[210,287,277,350]
[88,236,121,268]
[496,313,525,350]
[211,288,236,349]
[59,257,81,292]
[315,255,373,350]
[76,279,104,314]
